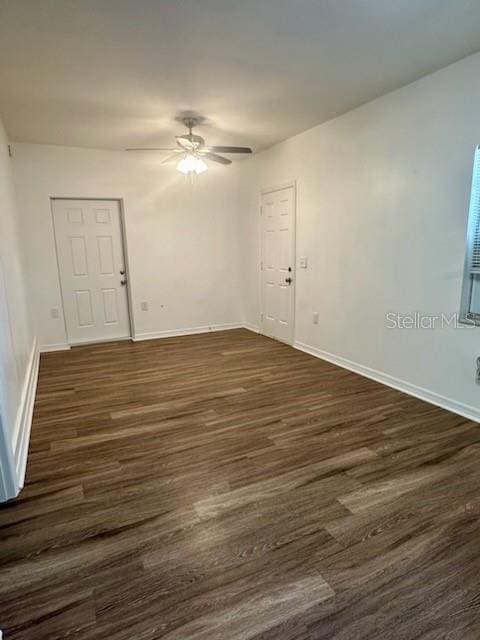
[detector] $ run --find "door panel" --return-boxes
[102,288,119,324]
[94,208,111,224]
[70,236,88,276]
[97,236,115,274]
[67,208,83,224]
[52,199,130,345]
[75,290,94,326]
[261,186,295,344]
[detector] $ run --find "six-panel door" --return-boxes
[52,199,131,345]
[261,186,295,344]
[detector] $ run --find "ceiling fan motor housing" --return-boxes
[176,133,205,150]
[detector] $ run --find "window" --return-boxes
[460,146,480,325]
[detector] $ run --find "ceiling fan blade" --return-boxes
[161,152,183,164]
[125,147,179,152]
[202,152,232,165]
[206,146,252,154]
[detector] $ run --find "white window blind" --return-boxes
[467,146,480,274]
[460,146,480,324]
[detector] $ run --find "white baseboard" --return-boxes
[13,339,40,492]
[40,343,71,353]
[133,323,244,342]
[294,341,480,424]
[243,322,261,333]
[44,325,257,348]
[69,336,133,347]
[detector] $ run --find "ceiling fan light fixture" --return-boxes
[193,157,208,174]
[127,117,252,173]
[176,154,208,175]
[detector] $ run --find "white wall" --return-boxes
[0,116,36,499]
[11,50,480,427]
[13,144,243,349]
[239,51,480,418]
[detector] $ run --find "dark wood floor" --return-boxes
[1,329,480,639]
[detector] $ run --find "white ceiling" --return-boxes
[1,0,480,152]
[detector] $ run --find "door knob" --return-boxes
[120,269,126,275]
[120,279,127,286]
[285,277,292,284]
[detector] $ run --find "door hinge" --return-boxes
[7,144,13,158]
[260,260,263,270]
[260,313,264,322]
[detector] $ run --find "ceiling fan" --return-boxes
[126,117,252,175]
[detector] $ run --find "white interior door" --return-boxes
[52,199,131,345]
[261,186,295,344]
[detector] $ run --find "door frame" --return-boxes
[0,406,17,501]
[259,181,296,345]
[50,197,135,345]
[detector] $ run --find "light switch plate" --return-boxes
[299,256,308,269]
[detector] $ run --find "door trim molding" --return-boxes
[261,180,297,195]
[14,339,40,491]
[118,198,137,340]
[0,338,40,501]
[0,410,16,501]
[50,198,134,345]
[259,181,296,345]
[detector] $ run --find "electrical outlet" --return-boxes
[141,301,149,311]
[50,308,60,319]
[313,312,319,325]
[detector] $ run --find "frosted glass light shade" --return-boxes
[176,154,208,175]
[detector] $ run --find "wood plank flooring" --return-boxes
[1,329,480,639]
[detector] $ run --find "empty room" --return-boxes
[2,1,480,638]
